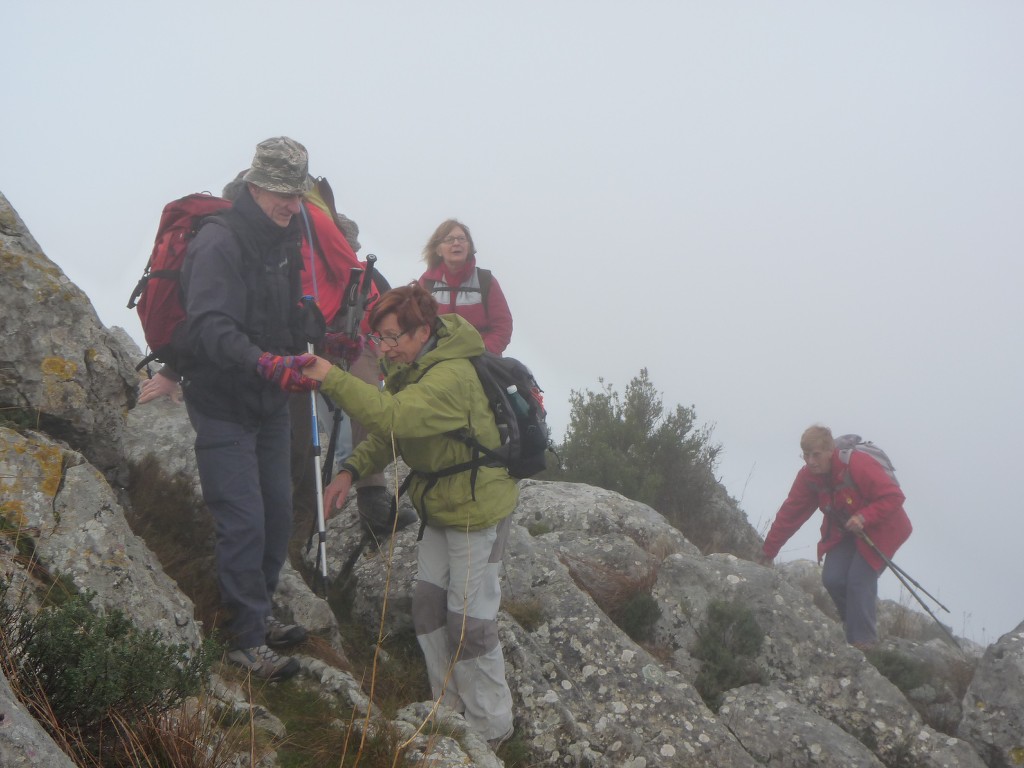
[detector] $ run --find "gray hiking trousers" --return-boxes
[186,400,292,650]
[822,534,881,645]
[413,516,514,741]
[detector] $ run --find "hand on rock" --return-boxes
[138,371,183,404]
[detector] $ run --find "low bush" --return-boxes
[2,584,215,763]
[560,553,662,642]
[692,599,765,710]
[863,648,929,694]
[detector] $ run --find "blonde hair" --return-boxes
[422,219,477,269]
[800,425,835,453]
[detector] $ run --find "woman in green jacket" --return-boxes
[302,283,516,746]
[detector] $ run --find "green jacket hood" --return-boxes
[319,312,517,531]
[382,314,485,391]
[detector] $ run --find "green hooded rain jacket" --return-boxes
[319,314,519,531]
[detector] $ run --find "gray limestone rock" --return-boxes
[345,477,994,766]
[0,192,137,473]
[1,192,1017,766]
[0,672,78,768]
[959,622,1024,766]
[0,426,201,648]
[720,685,885,766]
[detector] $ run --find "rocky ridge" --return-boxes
[1,189,1022,767]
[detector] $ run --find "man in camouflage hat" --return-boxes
[178,136,321,681]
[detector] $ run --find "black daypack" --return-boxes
[417,352,551,481]
[456,352,551,479]
[396,352,553,536]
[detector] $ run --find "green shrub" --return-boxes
[542,369,722,551]
[864,648,930,694]
[692,600,765,710]
[612,592,662,642]
[495,732,532,766]
[13,591,213,732]
[526,520,553,536]
[0,405,42,430]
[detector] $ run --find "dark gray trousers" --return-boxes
[186,401,292,650]
[822,534,880,645]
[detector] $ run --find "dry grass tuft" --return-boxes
[124,455,222,634]
[559,552,658,618]
[503,596,545,632]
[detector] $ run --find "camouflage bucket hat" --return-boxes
[243,136,313,195]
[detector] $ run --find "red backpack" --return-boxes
[127,193,232,371]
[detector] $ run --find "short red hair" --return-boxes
[368,282,438,334]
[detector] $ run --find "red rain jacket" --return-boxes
[418,256,513,354]
[762,449,912,571]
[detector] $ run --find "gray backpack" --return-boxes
[834,434,899,488]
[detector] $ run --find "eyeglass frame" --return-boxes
[366,330,408,348]
[441,235,468,245]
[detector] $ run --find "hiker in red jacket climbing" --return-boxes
[417,219,513,355]
[757,425,912,649]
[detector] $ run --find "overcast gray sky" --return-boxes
[5,1,1022,644]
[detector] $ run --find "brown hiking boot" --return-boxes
[266,615,308,650]
[226,645,300,681]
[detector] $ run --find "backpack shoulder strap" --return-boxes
[477,268,492,318]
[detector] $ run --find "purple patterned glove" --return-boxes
[256,353,320,393]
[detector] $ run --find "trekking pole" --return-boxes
[318,266,360,492]
[298,206,331,593]
[320,255,377,491]
[858,531,961,650]
[296,293,330,592]
[822,507,960,649]
[860,531,950,613]
[307,368,329,591]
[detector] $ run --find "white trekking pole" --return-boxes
[307,349,329,588]
[299,206,330,590]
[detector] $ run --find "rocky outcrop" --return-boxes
[0,673,77,768]
[959,622,1024,766]
[347,480,990,767]
[0,426,200,647]
[1,189,1020,766]
[0,192,138,474]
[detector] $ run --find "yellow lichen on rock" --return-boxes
[0,432,63,501]
[1,498,29,527]
[41,356,78,380]
[33,443,64,498]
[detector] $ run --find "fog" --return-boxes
[5,1,1021,642]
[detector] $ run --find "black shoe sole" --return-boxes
[266,633,308,651]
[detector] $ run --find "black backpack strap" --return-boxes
[424,271,491,319]
[477,268,492,319]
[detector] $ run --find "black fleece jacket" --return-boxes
[179,185,305,425]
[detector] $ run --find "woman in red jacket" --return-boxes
[418,219,513,355]
[758,425,912,648]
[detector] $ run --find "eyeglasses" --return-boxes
[366,330,407,348]
[441,235,468,245]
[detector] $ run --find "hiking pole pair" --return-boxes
[320,255,377,491]
[309,257,379,593]
[854,528,961,650]
[295,205,332,594]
